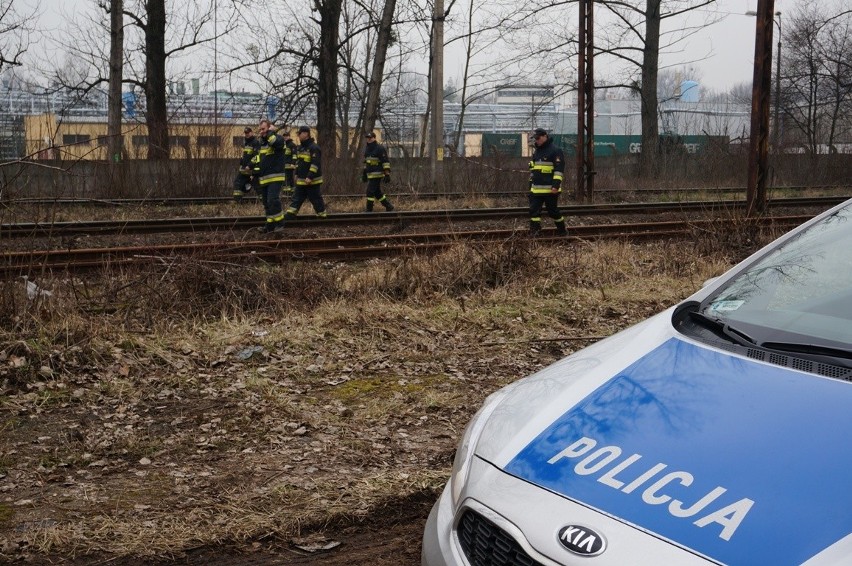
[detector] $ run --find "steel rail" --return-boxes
[3,185,846,208]
[1,196,845,239]
[1,215,812,276]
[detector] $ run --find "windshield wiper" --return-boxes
[687,311,756,347]
[760,341,852,362]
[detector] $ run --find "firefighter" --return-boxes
[285,126,327,219]
[282,126,297,197]
[361,130,394,212]
[233,127,260,202]
[528,127,567,236]
[256,119,287,232]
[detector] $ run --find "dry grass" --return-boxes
[1,235,757,561]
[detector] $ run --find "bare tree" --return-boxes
[357,0,397,156]
[782,2,852,155]
[0,0,35,72]
[105,0,124,164]
[49,0,230,161]
[596,0,718,176]
[316,0,344,156]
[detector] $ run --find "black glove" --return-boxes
[361,172,368,183]
[383,174,390,184]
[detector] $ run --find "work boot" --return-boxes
[529,220,542,237]
[383,201,394,212]
[366,201,374,212]
[555,221,567,236]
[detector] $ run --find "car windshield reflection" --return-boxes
[699,203,852,348]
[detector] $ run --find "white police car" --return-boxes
[423,198,852,566]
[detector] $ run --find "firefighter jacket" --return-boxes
[257,131,287,185]
[295,137,323,186]
[529,138,565,194]
[284,138,297,170]
[363,141,391,180]
[239,135,260,175]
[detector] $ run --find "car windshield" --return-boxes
[700,201,852,349]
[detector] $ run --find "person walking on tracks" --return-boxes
[282,126,298,199]
[256,119,287,232]
[233,127,260,202]
[528,128,567,236]
[285,126,327,220]
[361,130,394,212]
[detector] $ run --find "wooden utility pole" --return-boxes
[746,0,775,216]
[576,0,594,202]
[430,0,444,184]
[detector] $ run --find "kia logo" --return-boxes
[557,525,606,556]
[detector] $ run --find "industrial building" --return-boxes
[0,80,745,161]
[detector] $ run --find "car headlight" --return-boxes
[449,387,511,507]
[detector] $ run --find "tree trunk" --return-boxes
[145,0,169,160]
[108,0,124,166]
[639,0,661,177]
[317,0,343,157]
[358,0,397,156]
[451,0,474,154]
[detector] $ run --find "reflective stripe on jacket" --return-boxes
[363,141,391,180]
[239,136,260,173]
[295,138,323,186]
[257,133,286,185]
[529,138,565,194]
[284,138,297,170]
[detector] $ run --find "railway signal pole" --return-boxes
[576,0,595,203]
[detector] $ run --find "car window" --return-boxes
[701,203,852,347]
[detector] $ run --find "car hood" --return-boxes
[475,311,852,565]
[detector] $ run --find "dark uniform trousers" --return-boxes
[261,181,284,224]
[287,185,326,217]
[366,178,391,210]
[233,172,258,200]
[529,193,563,227]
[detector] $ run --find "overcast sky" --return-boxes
[25,0,816,94]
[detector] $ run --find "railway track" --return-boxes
[2,215,812,276]
[3,185,846,208]
[1,196,845,239]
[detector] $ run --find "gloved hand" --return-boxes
[383,174,390,184]
[361,172,368,183]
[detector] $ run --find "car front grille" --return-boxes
[457,509,545,566]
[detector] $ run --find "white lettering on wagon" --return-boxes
[547,437,754,541]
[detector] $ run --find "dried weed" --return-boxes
[1,239,735,561]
